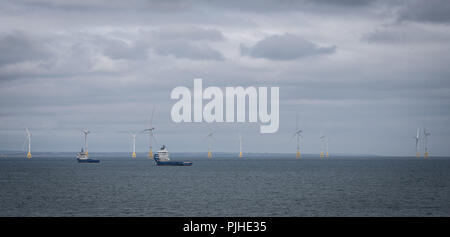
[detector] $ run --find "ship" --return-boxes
[76,148,100,163]
[153,145,192,166]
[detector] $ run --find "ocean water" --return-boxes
[0,154,450,216]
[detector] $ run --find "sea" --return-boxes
[1,152,449,216]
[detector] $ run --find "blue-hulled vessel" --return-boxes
[154,145,192,166]
[76,148,100,163]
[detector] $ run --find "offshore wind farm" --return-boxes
[8,119,438,161]
[1,0,450,219]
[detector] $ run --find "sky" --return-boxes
[0,0,449,156]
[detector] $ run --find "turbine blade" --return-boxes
[152,134,158,146]
[203,133,212,140]
[22,137,27,151]
[150,106,155,127]
[290,132,296,141]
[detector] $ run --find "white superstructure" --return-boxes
[77,148,88,160]
[157,145,170,161]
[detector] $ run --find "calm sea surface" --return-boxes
[1,155,449,216]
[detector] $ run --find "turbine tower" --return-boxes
[142,107,156,159]
[239,132,243,158]
[25,128,32,159]
[291,114,302,158]
[80,129,90,157]
[129,132,137,158]
[325,137,330,158]
[423,127,431,158]
[414,128,420,158]
[319,132,326,158]
[205,132,214,158]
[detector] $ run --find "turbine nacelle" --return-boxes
[141,128,155,133]
[26,128,32,137]
[290,130,303,140]
[129,131,137,138]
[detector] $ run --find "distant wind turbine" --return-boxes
[129,131,137,158]
[291,114,302,158]
[80,128,90,157]
[239,132,243,158]
[142,107,156,159]
[25,128,32,159]
[319,132,326,158]
[423,125,431,158]
[414,128,420,158]
[205,132,214,158]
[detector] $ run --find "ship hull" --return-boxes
[155,161,192,166]
[153,150,192,166]
[77,158,100,163]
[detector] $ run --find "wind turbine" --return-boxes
[319,132,326,158]
[142,107,156,159]
[423,126,431,158]
[129,132,137,158]
[291,114,302,158]
[25,128,32,159]
[80,129,90,157]
[205,132,214,158]
[414,128,420,158]
[238,132,243,158]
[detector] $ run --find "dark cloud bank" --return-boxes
[240,34,336,60]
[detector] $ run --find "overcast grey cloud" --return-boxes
[312,0,376,7]
[101,39,148,61]
[397,0,450,23]
[362,24,450,43]
[155,27,224,41]
[0,31,52,66]
[154,41,225,60]
[149,27,225,60]
[240,34,336,60]
[0,0,450,156]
